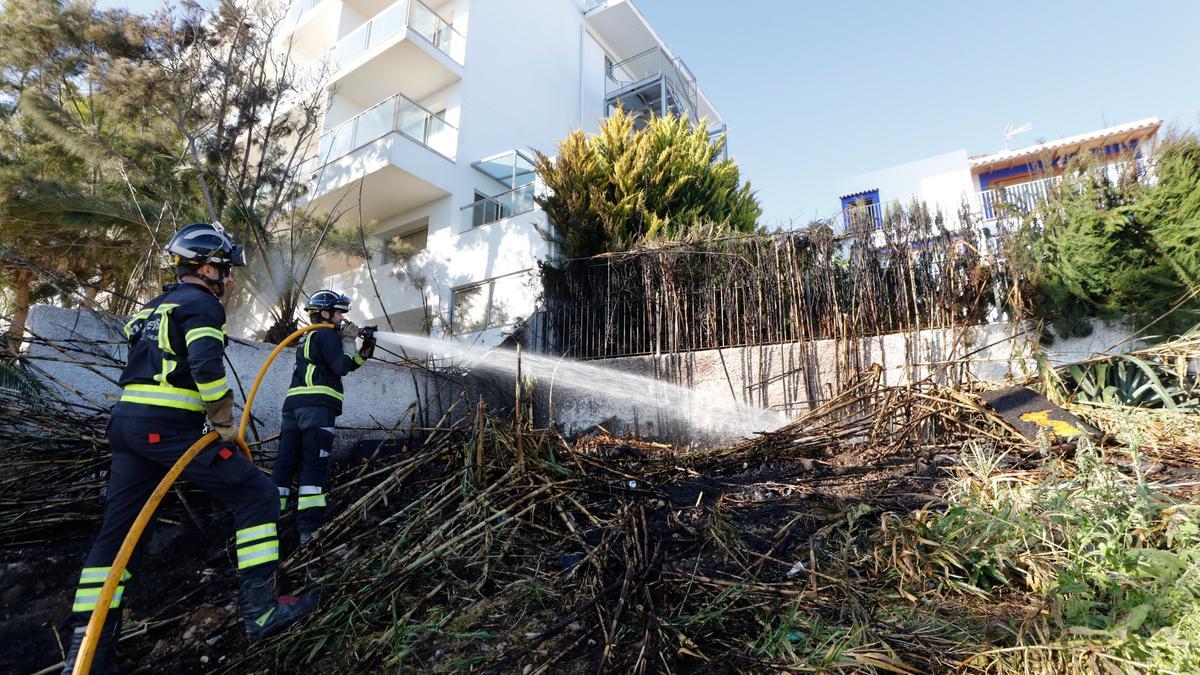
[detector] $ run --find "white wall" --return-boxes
[834,149,973,218]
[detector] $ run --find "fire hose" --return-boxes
[73,323,334,674]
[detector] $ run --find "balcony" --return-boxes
[301,92,458,220]
[275,0,340,58]
[330,0,464,103]
[831,175,1063,237]
[606,47,697,123]
[840,201,885,232]
[975,175,1059,221]
[461,183,536,228]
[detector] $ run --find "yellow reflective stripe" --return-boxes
[155,356,176,385]
[285,385,344,401]
[155,304,179,355]
[73,585,125,612]
[123,310,152,337]
[235,523,277,545]
[185,326,225,345]
[195,376,229,402]
[303,334,312,360]
[236,541,280,569]
[305,364,315,387]
[349,353,364,366]
[120,384,204,412]
[79,567,131,583]
[298,494,327,509]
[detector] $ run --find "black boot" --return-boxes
[239,575,321,642]
[61,608,123,675]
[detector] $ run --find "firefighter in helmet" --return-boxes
[273,290,375,546]
[62,223,319,674]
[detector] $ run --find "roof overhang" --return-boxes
[969,117,1162,173]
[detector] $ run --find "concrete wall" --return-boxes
[538,320,1142,438]
[24,306,470,453]
[22,306,1142,448]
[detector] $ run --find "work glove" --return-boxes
[338,319,359,340]
[338,320,359,354]
[204,391,238,442]
[358,336,376,361]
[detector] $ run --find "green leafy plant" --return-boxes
[534,108,761,258]
[1069,353,1199,410]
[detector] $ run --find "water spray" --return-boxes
[371,331,789,440]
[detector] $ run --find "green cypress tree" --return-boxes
[535,108,761,258]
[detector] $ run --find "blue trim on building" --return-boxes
[975,139,1142,190]
[840,188,881,230]
[839,189,879,211]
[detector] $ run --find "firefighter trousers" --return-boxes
[69,413,281,625]
[272,406,336,535]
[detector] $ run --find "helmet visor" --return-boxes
[228,244,247,267]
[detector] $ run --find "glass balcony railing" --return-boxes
[333,0,465,70]
[461,183,536,227]
[302,92,456,178]
[280,0,325,32]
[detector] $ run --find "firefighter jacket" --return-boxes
[282,325,363,415]
[114,282,230,424]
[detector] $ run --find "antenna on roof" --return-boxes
[1003,122,1033,151]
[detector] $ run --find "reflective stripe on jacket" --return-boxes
[114,283,229,421]
[282,326,362,415]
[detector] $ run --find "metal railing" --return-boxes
[974,175,1059,220]
[461,182,536,227]
[302,92,456,178]
[831,175,1063,231]
[606,47,697,120]
[840,201,885,231]
[333,0,465,69]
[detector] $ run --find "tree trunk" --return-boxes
[8,268,33,344]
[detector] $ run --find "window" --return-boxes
[471,191,498,228]
[450,272,534,334]
[451,282,490,334]
[380,218,428,264]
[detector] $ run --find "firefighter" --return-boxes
[273,290,374,546]
[61,223,319,674]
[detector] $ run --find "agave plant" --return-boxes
[1068,352,1198,410]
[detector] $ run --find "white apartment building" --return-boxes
[832,117,1162,236]
[273,0,722,346]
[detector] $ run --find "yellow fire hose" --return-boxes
[74,323,334,674]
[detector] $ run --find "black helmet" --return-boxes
[304,289,351,314]
[165,222,246,269]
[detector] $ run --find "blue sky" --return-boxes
[99,0,1200,226]
[636,0,1200,225]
